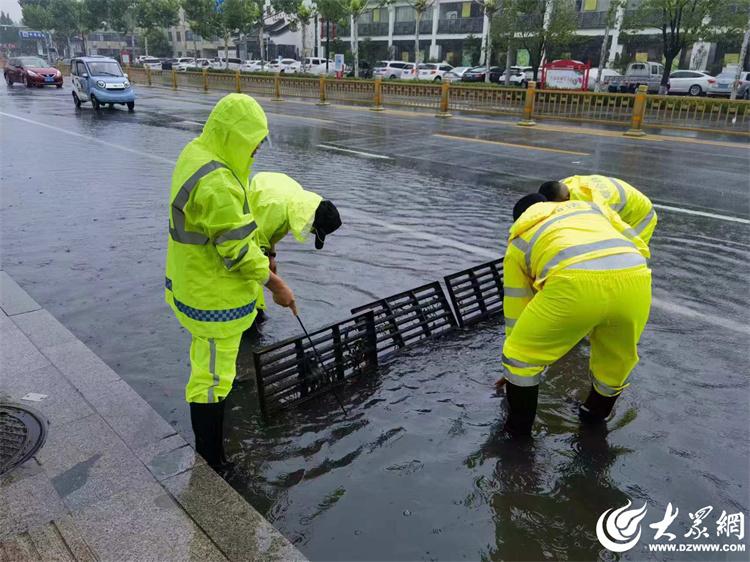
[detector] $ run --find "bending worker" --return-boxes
[539,175,657,244]
[501,193,652,436]
[165,94,296,471]
[249,172,341,319]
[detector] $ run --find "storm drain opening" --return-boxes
[0,403,49,476]
[351,282,457,361]
[254,312,379,416]
[444,259,504,328]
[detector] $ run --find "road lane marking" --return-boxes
[0,111,175,164]
[653,204,750,224]
[433,133,591,156]
[317,144,392,159]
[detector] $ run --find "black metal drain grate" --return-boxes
[351,282,457,360]
[444,259,504,327]
[0,404,48,476]
[254,312,379,416]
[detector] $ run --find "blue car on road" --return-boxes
[70,56,135,111]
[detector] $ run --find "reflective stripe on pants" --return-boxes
[502,265,651,393]
[186,332,242,403]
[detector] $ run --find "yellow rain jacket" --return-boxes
[165,94,270,339]
[562,175,657,243]
[248,172,323,252]
[502,200,652,396]
[503,200,649,336]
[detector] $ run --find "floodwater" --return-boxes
[2,85,749,560]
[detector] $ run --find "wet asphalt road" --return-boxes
[1,82,749,561]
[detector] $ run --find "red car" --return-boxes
[4,56,63,88]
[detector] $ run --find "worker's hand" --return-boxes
[494,378,507,395]
[266,271,297,315]
[269,255,277,274]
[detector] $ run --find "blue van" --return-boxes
[70,56,136,111]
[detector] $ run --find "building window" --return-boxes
[186,31,193,41]
[583,0,597,10]
[176,31,182,42]
[396,6,415,21]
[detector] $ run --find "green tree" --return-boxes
[221,0,265,67]
[181,0,220,57]
[317,0,348,69]
[135,0,179,56]
[139,26,171,55]
[474,0,500,82]
[512,0,577,81]
[593,0,623,92]
[345,0,370,77]
[0,11,15,24]
[408,0,435,63]
[624,0,749,94]
[272,0,316,67]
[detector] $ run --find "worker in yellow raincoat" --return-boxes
[165,94,297,471]
[501,193,652,436]
[248,172,341,321]
[539,175,657,244]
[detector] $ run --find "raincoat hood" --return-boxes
[249,172,323,248]
[509,202,562,240]
[198,94,268,183]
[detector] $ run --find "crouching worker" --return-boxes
[165,94,297,471]
[501,193,652,436]
[539,175,657,245]
[248,172,342,319]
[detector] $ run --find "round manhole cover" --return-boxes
[0,403,48,476]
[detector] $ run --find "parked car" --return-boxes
[462,66,504,83]
[174,57,195,71]
[304,57,335,75]
[140,57,162,70]
[239,60,265,72]
[507,66,533,87]
[268,58,301,73]
[346,60,373,78]
[608,61,665,93]
[417,63,453,81]
[4,56,63,88]
[211,57,242,70]
[192,58,212,70]
[668,70,715,96]
[587,68,621,90]
[400,62,418,80]
[442,66,471,83]
[70,56,135,111]
[707,70,750,99]
[373,60,409,79]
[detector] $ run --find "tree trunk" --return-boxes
[660,50,677,95]
[193,36,198,58]
[414,12,421,64]
[301,21,306,71]
[145,34,149,57]
[353,15,360,78]
[224,33,229,68]
[325,20,330,73]
[595,23,610,92]
[484,13,492,83]
[504,40,512,86]
[731,19,750,100]
[259,26,266,69]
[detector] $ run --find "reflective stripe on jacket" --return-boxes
[165,94,270,338]
[248,172,323,251]
[562,175,655,236]
[503,200,650,336]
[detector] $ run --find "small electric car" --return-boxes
[70,56,135,111]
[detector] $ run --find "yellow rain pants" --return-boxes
[502,264,652,397]
[633,209,658,245]
[186,333,243,403]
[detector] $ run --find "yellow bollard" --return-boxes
[272,73,283,101]
[371,77,384,112]
[435,79,452,118]
[235,69,241,93]
[146,66,152,86]
[624,84,648,137]
[171,68,177,90]
[203,68,208,92]
[317,74,330,106]
[518,80,537,126]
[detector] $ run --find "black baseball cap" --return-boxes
[312,200,342,249]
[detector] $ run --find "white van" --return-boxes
[211,57,242,70]
[304,57,335,75]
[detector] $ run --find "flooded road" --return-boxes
[2,84,749,560]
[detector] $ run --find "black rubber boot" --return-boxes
[255,308,267,324]
[504,383,539,437]
[190,401,231,471]
[578,386,619,424]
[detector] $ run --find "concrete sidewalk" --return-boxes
[0,270,305,561]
